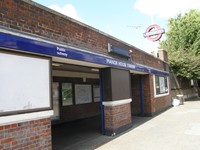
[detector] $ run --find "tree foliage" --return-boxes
[160,9,200,79]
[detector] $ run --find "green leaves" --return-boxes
[160,9,200,79]
[169,51,200,79]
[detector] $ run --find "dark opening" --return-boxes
[51,63,102,149]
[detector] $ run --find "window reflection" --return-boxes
[62,83,73,106]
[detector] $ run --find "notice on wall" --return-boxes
[93,85,100,102]
[75,84,92,104]
[0,52,51,115]
[159,76,165,94]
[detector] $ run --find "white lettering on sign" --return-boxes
[127,63,136,69]
[57,47,66,52]
[106,58,127,67]
[106,58,118,65]
[118,62,126,67]
[144,28,165,37]
[57,52,68,57]
[57,47,68,57]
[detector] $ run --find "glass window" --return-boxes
[62,83,73,106]
[154,75,169,96]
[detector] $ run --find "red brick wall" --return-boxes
[131,74,171,116]
[0,118,52,150]
[104,103,132,130]
[149,75,171,114]
[0,0,168,71]
[60,103,100,122]
[151,95,171,114]
[131,74,152,115]
[142,75,153,114]
[130,50,168,71]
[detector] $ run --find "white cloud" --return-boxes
[48,4,83,22]
[134,0,200,18]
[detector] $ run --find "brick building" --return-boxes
[0,0,171,149]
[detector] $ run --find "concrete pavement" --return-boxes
[96,98,200,150]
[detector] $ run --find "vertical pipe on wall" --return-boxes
[140,76,145,116]
[99,69,105,134]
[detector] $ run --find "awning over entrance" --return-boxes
[0,29,169,76]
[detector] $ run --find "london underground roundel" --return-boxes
[143,24,165,42]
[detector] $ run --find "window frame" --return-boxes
[153,75,169,98]
[74,84,92,104]
[61,82,73,106]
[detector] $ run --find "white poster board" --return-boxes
[159,76,165,94]
[75,84,92,104]
[0,52,51,115]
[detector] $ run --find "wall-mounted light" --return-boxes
[129,49,133,54]
[91,68,99,72]
[108,43,112,52]
[52,63,62,67]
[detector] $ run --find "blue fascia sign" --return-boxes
[0,32,169,76]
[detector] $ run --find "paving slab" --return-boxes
[96,98,200,150]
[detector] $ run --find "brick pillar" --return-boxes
[101,68,132,136]
[104,102,132,136]
[157,49,168,62]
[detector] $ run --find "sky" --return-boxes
[32,0,200,53]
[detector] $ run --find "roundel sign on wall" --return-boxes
[143,24,165,42]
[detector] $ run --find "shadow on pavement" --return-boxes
[52,115,152,150]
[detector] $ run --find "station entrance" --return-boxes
[50,59,150,149]
[131,73,150,117]
[51,62,103,149]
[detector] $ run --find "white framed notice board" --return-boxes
[75,84,92,104]
[0,51,51,116]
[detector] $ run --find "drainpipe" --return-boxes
[99,69,105,134]
[140,76,145,116]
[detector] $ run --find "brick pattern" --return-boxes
[157,50,168,62]
[60,103,100,122]
[0,0,168,71]
[131,75,152,115]
[151,95,171,114]
[0,118,52,150]
[149,75,172,114]
[142,75,153,114]
[171,88,199,100]
[130,50,168,71]
[104,103,132,130]
[131,74,171,116]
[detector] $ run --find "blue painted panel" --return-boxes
[0,32,169,76]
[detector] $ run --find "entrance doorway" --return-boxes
[51,63,102,149]
[131,74,145,116]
